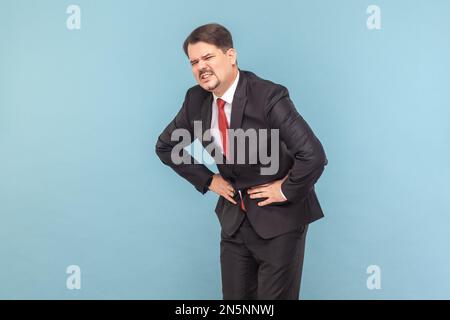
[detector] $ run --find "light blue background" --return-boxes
[1,0,449,299]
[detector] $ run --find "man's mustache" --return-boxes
[199,69,215,77]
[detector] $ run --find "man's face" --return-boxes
[187,41,237,95]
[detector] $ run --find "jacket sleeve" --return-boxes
[155,90,215,194]
[265,86,328,202]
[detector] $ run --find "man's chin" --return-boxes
[201,82,219,92]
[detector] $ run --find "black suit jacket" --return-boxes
[156,70,328,239]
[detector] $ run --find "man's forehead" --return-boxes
[188,43,220,59]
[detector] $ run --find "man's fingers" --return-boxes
[224,194,237,205]
[247,187,267,194]
[249,184,269,191]
[258,198,273,206]
[249,191,267,199]
[220,186,234,198]
[226,185,235,193]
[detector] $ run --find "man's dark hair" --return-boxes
[183,23,234,57]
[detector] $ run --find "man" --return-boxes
[155,23,327,300]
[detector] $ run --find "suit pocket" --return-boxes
[215,196,225,214]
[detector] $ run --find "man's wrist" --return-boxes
[206,174,214,189]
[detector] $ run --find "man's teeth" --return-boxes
[201,73,212,79]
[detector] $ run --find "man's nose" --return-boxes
[198,60,208,70]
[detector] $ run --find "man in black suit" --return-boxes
[155,23,327,299]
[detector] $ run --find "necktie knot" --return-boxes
[217,98,226,109]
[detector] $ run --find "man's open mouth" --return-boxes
[200,72,213,80]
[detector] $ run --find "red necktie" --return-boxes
[216,98,246,212]
[216,98,229,158]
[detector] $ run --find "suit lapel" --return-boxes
[200,94,212,142]
[228,72,248,168]
[229,71,248,131]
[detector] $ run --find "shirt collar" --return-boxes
[213,71,240,105]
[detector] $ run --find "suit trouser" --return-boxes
[220,213,308,300]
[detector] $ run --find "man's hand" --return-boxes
[208,174,237,205]
[247,176,288,206]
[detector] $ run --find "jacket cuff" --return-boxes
[201,174,214,194]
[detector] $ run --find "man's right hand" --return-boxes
[208,174,237,205]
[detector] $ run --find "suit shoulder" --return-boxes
[176,85,210,118]
[242,70,289,100]
[185,84,210,101]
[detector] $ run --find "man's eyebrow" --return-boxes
[190,52,214,64]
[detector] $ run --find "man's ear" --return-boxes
[227,48,237,66]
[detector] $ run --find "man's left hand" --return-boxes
[247,176,288,206]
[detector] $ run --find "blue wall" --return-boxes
[1,0,449,299]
